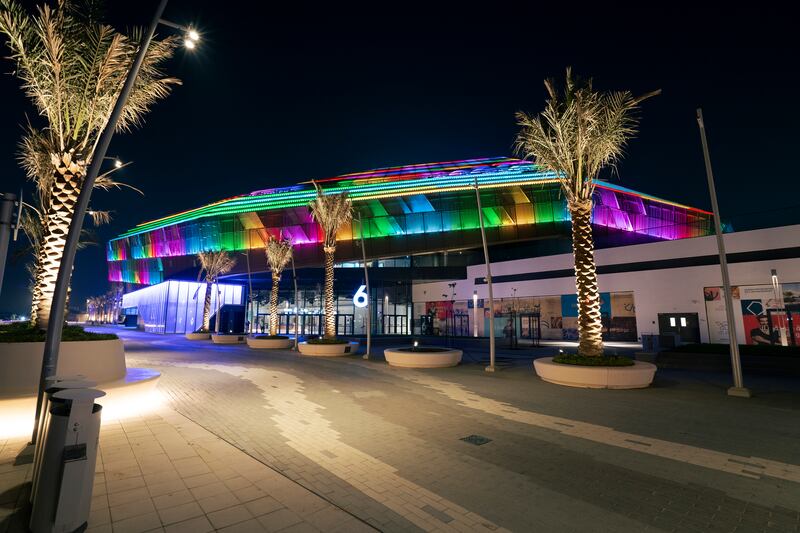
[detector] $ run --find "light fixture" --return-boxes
[184,28,200,49]
[187,29,200,41]
[114,159,123,169]
[184,38,196,50]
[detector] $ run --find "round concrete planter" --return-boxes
[0,339,126,396]
[298,341,358,356]
[533,357,657,389]
[185,332,211,340]
[211,333,246,344]
[384,347,462,368]
[246,336,293,349]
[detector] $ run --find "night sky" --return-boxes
[0,3,797,315]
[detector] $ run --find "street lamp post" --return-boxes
[771,269,788,346]
[474,176,496,372]
[358,213,371,359]
[31,0,189,443]
[696,108,750,398]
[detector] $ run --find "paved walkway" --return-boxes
[3,328,800,532]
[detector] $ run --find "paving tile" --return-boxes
[197,490,241,514]
[152,488,195,511]
[256,508,304,532]
[244,496,285,517]
[217,518,268,533]
[110,510,163,533]
[163,515,214,533]
[109,497,157,522]
[157,501,205,526]
[207,503,254,529]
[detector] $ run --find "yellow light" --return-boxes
[114,159,123,168]
[187,29,200,41]
[184,39,196,50]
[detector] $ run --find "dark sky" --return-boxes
[1,3,798,315]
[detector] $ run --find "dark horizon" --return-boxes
[1,2,798,315]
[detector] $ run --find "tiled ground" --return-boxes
[0,409,371,533]
[3,328,800,532]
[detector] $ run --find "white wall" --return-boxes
[412,225,800,343]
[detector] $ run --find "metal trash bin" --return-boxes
[30,377,97,505]
[30,388,105,533]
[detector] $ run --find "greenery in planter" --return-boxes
[670,343,800,357]
[254,335,289,340]
[306,337,349,345]
[398,346,452,353]
[553,353,634,367]
[0,323,118,342]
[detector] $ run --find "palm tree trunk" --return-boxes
[569,199,604,356]
[269,273,280,336]
[323,246,336,338]
[201,280,212,331]
[35,160,82,329]
[30,258,44,326]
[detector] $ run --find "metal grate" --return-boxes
[460,434,492,446]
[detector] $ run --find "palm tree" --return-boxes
[309,185,352,339]
[265,236,293,336]
[196,251,237,333]
[0,0,179,329]
[17,199,112,324]
[515,68,659,357]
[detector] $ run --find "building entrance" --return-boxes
[658,312,700,344]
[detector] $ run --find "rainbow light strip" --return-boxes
[107,157,714,283]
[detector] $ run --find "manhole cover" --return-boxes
[460,434,492,446]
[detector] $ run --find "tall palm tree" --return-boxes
[309,185,352,339]
[515,68,659,357]
[17,199,111,324]
[196,251,237,332]
[265,236,293,336]
[0,0,179,329]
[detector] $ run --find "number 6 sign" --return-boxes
[353,285,368,308]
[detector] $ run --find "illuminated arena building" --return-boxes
[109,156,736,340]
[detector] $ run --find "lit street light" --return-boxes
[33,0,200,444]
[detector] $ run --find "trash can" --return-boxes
[30,388,105,533]
[30,377,97,505]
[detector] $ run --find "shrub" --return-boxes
[306,337,348,345]
[0,322,118,342]
[553,353,634,367]
[254,335,289,340]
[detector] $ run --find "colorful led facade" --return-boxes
[107,157,713,285]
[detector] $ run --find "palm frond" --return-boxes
[515,68,659,205]
[197,251,237,283]
[309,183,352,248]
[265,236,292,275]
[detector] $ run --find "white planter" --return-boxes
[298,341,359,356]
[533,357,657,389]
[384,347,462,368]
[185,332,211,340]
[0,339,126,396]
[246,336,293,349]
[211,334,246,344]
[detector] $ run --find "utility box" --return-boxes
[30,388,105,533]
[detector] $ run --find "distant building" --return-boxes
[108,156,799,345]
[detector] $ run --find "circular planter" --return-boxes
[384,347,462,368]
[298,341,359,357]
[246,336,293,349]
[211,333,246,344]
[533,357,656,389]
[185,332,211,340]
[0,339,126,396]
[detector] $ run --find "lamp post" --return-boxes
[31,0,198,443]
[358,213,371,359]
[474,176,496,372]
[696,108,750,398]
[290,254,299,350]
[770,269,788,346]
[473,290,478,337]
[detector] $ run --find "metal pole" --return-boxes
[696,108,749,398]
[244,248,254,335]
[0,192,17,296]
[771,269,788,346]
[32,0,171,444]
[291,254,299,350]
[358,213,371,359]
[474,176,496,372]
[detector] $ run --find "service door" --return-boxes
[658,313,700,343]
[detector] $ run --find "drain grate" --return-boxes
[460,434,492,446]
